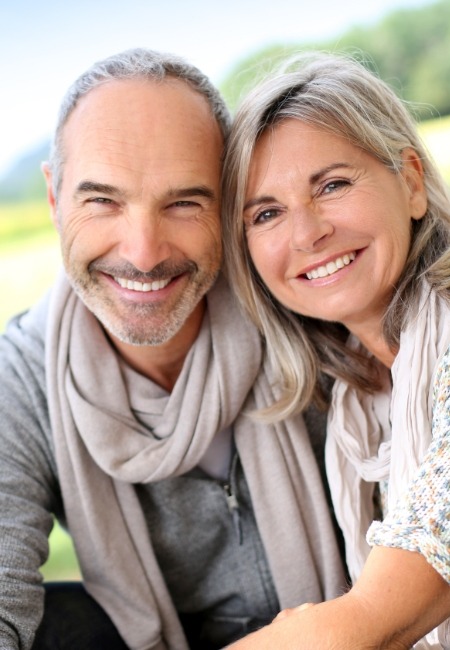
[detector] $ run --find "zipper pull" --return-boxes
[223,482,243,545]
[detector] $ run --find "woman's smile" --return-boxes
[302,251,356,280]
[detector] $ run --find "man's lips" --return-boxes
[113,276,172,292]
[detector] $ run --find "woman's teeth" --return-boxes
[306,252,356,280]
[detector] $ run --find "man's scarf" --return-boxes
[46,272,345,650]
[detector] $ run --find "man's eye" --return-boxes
[87,197,113,204]
[172,200,198,207]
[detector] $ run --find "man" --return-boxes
[0,48,346,650]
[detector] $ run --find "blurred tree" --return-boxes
[220,0,450,118]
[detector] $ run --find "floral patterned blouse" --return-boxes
[367,344,450,583]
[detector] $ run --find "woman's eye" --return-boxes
[253,208,280,224]
[322,179,350,194]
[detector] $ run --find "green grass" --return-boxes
[0,114,449,583]
[0,200,53,243]
[41,520,81,581]
[0,212,79,581]
[0,230,61,332]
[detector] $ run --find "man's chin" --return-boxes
[102,317,184,348]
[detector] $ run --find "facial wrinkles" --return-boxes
[63,83,222,199]
[55,79,223,351]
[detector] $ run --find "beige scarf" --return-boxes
[326,285,450,649]
[46,271,345,650]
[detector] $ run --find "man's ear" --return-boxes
[401,148,428,221]
[41,161,60,230]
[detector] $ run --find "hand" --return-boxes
[223,547,450,650]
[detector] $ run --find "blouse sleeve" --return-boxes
[366,344,450,583]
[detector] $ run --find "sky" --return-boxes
[0,0,437,179]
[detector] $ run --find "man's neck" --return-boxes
[109,302,206,392]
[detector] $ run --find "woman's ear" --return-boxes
[41,161,60,231]
[401,148,428,221]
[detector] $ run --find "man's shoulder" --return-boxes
[0,290,51,376]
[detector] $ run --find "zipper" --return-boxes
[222,453,243,545]
[223,481,243,545]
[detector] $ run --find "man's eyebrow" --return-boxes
[74,182,216,202]
[74,180,125,197]
[166,185,216,201]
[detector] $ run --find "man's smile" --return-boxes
[114,276,172,292]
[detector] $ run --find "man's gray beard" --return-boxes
[100,294,205,346]
[71,264,219,347]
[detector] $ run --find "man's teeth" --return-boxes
[114,277,171,292]
[306,252,356,280]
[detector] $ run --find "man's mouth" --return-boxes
[114,276,172,292]
[305,252,356,280]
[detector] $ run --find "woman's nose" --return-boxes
[289,208,334,252]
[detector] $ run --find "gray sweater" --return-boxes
[0,295,285,649]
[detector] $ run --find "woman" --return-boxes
[222,52,450,649]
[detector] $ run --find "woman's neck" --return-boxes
[349,322,397,368]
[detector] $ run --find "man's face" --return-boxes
[45,78,223,350]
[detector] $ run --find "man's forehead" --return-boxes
[58,77,223,195]
[60,77,223,167]
[64,76,216,135]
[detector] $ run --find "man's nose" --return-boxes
[118,210,172,272]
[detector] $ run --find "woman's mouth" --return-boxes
[305,252,356,280]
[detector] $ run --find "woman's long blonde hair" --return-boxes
[222,51,450,419]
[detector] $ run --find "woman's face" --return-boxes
[243,119,426,337]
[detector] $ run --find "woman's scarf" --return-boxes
[326,285,450,649]
[46,271,345,650]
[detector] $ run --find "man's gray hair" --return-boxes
[49,47,231,196]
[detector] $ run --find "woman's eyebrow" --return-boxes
[244,195,276,211]
[309,162,353,185]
